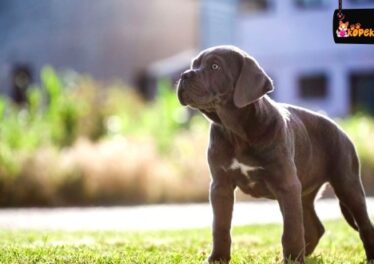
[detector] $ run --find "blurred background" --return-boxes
[0,0,374,207]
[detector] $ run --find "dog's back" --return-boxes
[280,103,359,188]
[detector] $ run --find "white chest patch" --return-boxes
[229,158,262,178]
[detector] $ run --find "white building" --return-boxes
[202,0,374,116]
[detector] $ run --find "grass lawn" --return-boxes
[0,220,369,264]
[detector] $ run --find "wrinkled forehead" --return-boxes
[192,47,243,68]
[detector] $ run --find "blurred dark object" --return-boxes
[295,0,328,8]
[298,73,328,99]
[11,64,33,105]
[239,0,270,13]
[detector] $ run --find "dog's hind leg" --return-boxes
[302,187,325,256]
[330,153,374,261]
[332,179,374,261]
[339,201,358,231]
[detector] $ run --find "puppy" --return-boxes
[176,45,374,263]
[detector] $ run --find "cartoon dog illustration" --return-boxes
[336,20,349,38]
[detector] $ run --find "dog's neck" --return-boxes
[211,96,283,145]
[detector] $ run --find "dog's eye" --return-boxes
[211,63,220,70]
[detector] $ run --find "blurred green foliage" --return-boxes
[0,66,84,176]
[338,115,374,195]
[338,115,374,166]
[105,79,193,152]
[0,66,206,178]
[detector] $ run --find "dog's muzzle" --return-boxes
[177,80,189,106]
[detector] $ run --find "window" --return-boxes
[239,0,270,14]
[298,74,328,99]
[350,72,374,115]
[295,0,329,8]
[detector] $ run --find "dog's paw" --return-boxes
[204,255,230,264]
[203,260,228,264]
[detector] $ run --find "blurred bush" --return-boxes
[338,115,374,195]
[0,66,373,206]
[0,66,210,206]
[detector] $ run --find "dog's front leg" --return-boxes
[207,180,235,263]
[271,179,305,263]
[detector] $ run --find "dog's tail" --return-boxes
[339,201,359,231]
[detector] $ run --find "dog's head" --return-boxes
[177,45,273,110]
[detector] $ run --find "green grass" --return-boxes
[0,220,369,264]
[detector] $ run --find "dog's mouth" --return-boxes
[177,80,217,110]
[179,91,217,111]
[189,100,217,111]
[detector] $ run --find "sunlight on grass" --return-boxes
[0,220,369,263]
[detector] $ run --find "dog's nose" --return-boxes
[180,70,195,80]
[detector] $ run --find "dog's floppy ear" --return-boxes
[233,55,274,108]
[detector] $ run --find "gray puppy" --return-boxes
[176,45,374,263]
